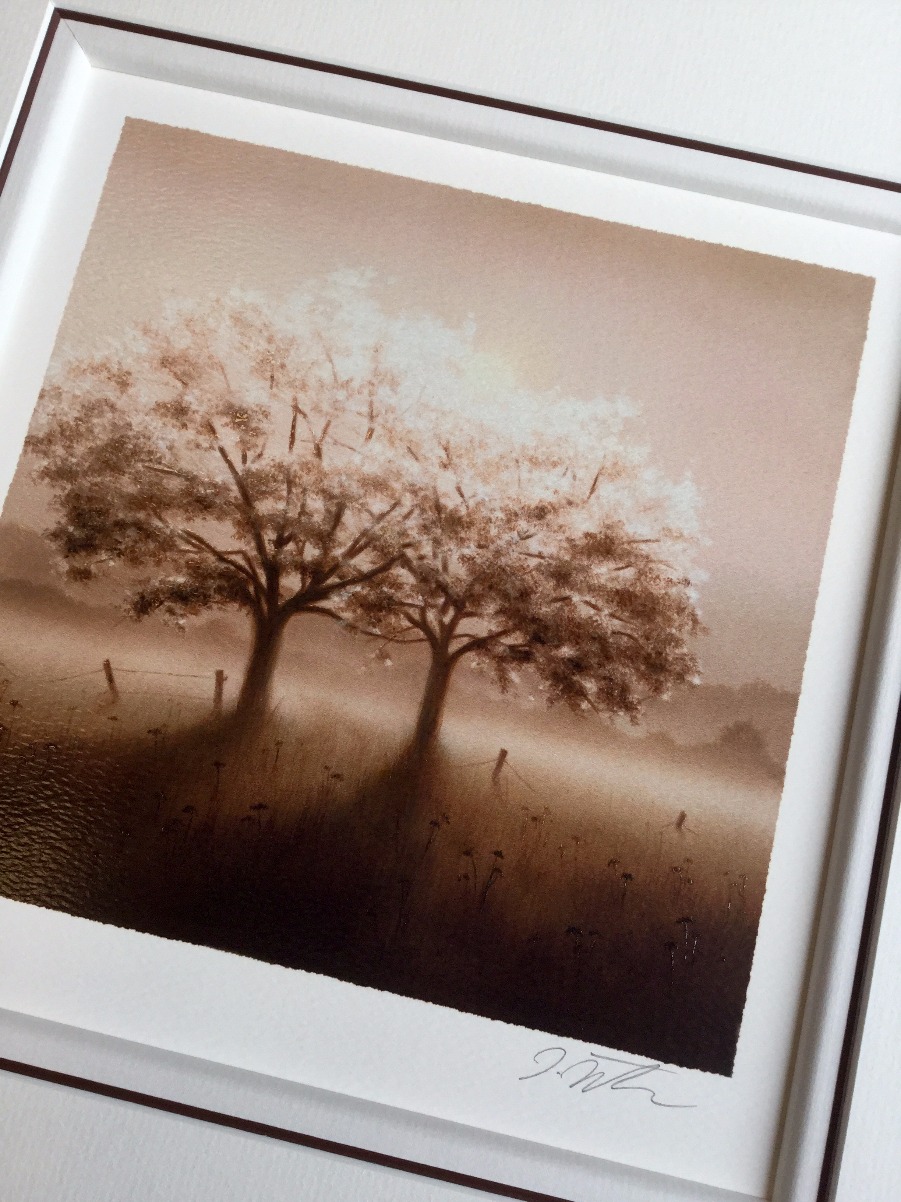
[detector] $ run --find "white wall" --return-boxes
[2,4,901,1199]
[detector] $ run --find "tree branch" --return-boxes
[449,626,518,664]
[386,601,438,645]
[139,462,191,480]
[337,619,429,644]
[323,500,346,546]
[585,466,602,502]
[282,554,403,615]
[335,500,401,565]
[236,551,265,602]
[322,555,403,594]
[317,333,341,387]
[214,437,270,568]
[400,554,466,612]
[175,529,258,592]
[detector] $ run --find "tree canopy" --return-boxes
[27,275,704,732]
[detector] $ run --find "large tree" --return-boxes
[27,289,412,718]
[343,413,703,766]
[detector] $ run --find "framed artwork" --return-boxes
[2,11,901,1202]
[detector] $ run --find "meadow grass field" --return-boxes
[0,624,779,1075]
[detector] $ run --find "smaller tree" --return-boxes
[343,419,703,770]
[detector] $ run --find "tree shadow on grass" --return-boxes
[0,712,758,1075]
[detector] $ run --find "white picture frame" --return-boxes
[2,11,901,1201]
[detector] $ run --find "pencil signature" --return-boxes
[519,1045,697,1108]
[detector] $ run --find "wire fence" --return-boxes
[2,660,530,787]
[15,660,229,710]
[46,667,211,683]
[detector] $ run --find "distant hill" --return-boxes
[642,680,799,770]
[0,522,60,588]
[0,524,118,627]
[0,576,97,621]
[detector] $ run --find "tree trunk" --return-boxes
[390,649,455,843]
[235,613,286,721]
[410,650,453,763]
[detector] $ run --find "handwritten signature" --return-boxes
[519,1046,696,1109]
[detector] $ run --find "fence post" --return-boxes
[213,669,226,715]
[492,748,509,787]
[102,659,119,701]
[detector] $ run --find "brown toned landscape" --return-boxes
[0,120,874,1075]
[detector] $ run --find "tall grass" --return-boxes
[0,670,776,1075]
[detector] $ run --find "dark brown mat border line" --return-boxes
[0,1055,569,1202]
[816,686,901,1201]
[0,9,64,196]
[2,11,901,1202]
[21,7,901,197]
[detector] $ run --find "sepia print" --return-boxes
[0,120,875,1075]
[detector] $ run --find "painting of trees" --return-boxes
[26,286,413,719]
[28,279,702,741]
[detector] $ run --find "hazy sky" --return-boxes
[1,119,875,688]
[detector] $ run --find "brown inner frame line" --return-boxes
[0,1055,568,1202]
[50,9,901,195]
[1,9,900,1202]
[816,685,901,1202]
